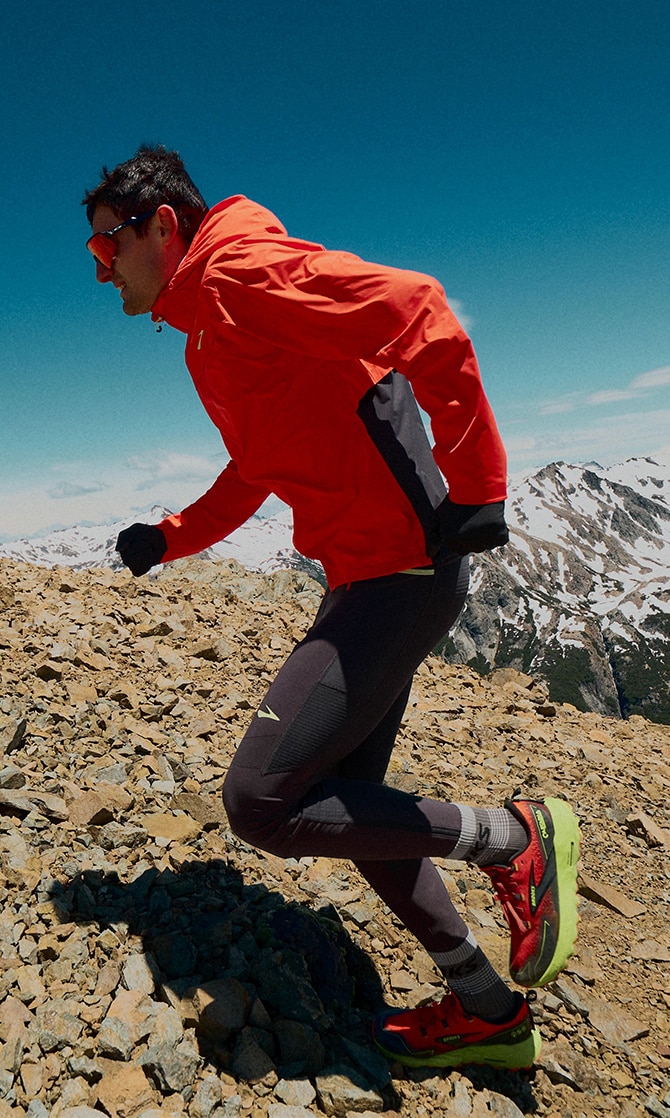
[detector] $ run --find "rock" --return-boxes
[539,1038,602,1093]
[190,638,234,662]
[98,1013,134,1060]
[94,960,122,997]
[273,1018,325,1076]
[578,872,646,917]
[587,998,650,1044]
[448,1078,474,1117]
[94,821,147,850]
[68,785,133,827]
[552,976,591,1016]
[55,1110,109,1118]
[626,811,670,848]
[0,831,43,892]
[267,1107,316,1118]
[140,1037,202,1092]
[95,1065,157,1118]
[21,1059,44,1097]
[150,931,197,978]
[0,764,26,788]
[171,792,226,830]
[314,1066,384,1116]
[37,659,67,681]
[69,792,115,827]
[631,939,670,962]
[0,717,27,753]
[103,988,158,1049]
[0,785,69,820]
[191,1075,223,1118]
[488,1094,526,1118]
[146,1005,183,1049]
[140,813,202,843]
[122,952,161,994]
[0,994,33,1032]
[36,1002,83,1051]
[231,1035,276,1082]
[273,1078,317,1107]
[182,978,251,1039]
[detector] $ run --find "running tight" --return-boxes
[223,552,477,954]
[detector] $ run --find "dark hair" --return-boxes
[82,144,208,244]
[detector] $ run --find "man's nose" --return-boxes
[95,259,114,283]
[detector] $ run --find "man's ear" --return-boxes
[155,204,180,245]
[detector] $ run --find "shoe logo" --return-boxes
[533,806,550,842]
[257,705,280,722]
[470,822,491,862]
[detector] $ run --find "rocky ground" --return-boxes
[0,556,669,1118]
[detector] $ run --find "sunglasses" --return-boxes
[86,209,157,269]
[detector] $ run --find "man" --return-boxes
[83,145,580,1070]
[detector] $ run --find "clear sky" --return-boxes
[1,0,668,541]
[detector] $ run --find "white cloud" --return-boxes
[538,363,669,418]
[502,408,670,475]
[504,435,538,452]
[0,449,228,542]
[630,365,670,390]
[586,389,637,405]
[538,399,577,415]
[587,364,670,407]
[126,451,225,491]
[47,481,110,499]
[446,297,473,331]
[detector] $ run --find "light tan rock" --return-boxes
[578,872,646,918]
[95,1065,157,1118]
[140,813,202,843]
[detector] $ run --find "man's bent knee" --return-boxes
[222,768,298,857]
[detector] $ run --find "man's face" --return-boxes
[90,205,174,316]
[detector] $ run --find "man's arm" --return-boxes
[116,461,269,576]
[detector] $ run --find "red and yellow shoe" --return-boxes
[481,796,580,987]
[373,989,541,1070]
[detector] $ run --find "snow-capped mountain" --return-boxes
[446,454,670,723]
[1,455,668,722]
[0,506,299,577]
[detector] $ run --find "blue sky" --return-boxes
[1,0,668,540]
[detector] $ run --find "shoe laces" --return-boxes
[411,991,473,1035]
[485,865,529,933]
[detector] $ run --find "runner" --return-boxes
[83,145,579,1068]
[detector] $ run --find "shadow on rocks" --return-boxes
[48,857,401,1105]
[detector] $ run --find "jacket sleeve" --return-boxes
[156,461,270,563]
[204,241,507,503]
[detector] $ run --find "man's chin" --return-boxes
[122,300,148,317]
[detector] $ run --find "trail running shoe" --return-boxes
[373,989,541,1070]
[481,796,580,987]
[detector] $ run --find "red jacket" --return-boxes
[151,197,507,589]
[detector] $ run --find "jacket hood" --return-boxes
[151,196,290,333]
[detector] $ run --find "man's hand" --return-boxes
[116,523,167,576]
[438,496,509,556]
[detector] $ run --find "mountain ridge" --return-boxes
[1,454,668,722]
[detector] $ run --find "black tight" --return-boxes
[223,552,474,953]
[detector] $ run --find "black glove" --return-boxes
[116,523,167,576]
[438,496,509,555]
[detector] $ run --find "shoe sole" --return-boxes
[518,796,580,987]
[374,1027,542,1070]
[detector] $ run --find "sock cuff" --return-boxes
[430,930,479,972]
[448,804,478,861]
